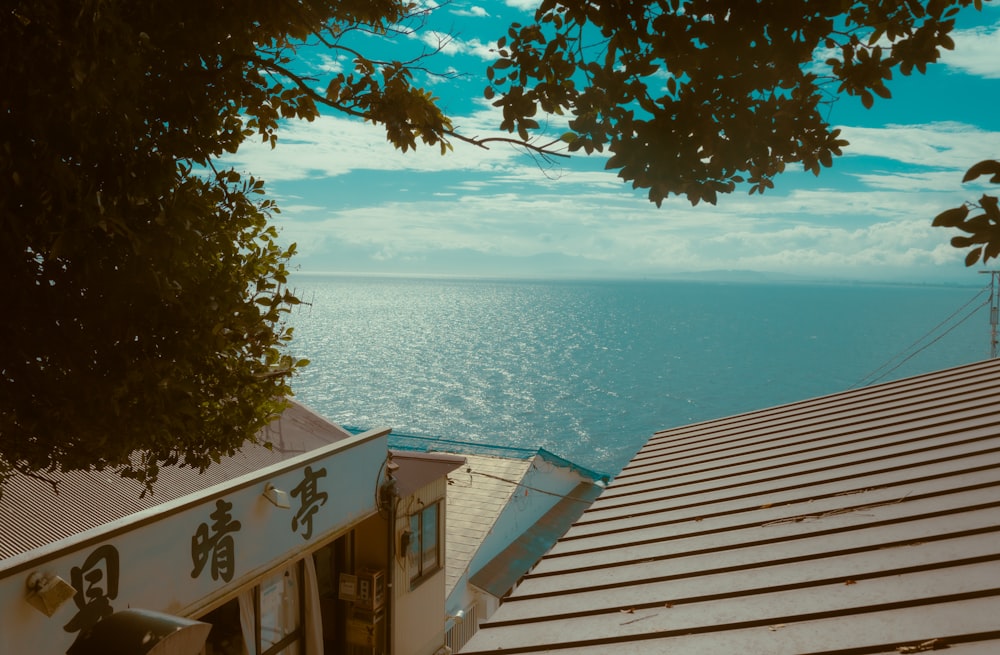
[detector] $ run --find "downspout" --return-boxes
[380,455,399,655]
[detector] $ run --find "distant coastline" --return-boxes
[290,268,984,289]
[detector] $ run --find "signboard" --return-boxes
[0,429,389,655]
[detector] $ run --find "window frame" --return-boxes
[196,558,306,655]
[407,501,441,588]
[255,560,306,655]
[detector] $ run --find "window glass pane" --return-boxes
[421,504,438,573]
[199,598,244,655]
[261,567,300,652]
[408,513,421,581]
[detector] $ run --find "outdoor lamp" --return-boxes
[25,572,77,617]
[263,482,291,509]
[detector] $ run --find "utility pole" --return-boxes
[981,271,1000,358]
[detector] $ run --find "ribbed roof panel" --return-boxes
[459,359,1000,654]
[0,401,354,560]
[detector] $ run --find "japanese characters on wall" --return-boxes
[0,430,389,655]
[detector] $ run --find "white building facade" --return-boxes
[0,403,465,655]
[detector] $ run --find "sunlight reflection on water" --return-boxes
[288,275,987,475]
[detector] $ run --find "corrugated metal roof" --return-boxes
[459,358,1000,654]
[0,401,355,561]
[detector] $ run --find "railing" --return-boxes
[444,603,479,653]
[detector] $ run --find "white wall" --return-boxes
[0,431,388,655]
[465,454,589,584]
[393,477,448,655]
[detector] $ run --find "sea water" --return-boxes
[286,275,990,476]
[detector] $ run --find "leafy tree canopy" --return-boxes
[0,0,474,490]
[487,0,987,207]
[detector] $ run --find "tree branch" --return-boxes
[252,55,571,159]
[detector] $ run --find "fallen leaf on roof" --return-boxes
[760,503,773,508]
[619,608,634,614]
[844,579,857,585]
[896,637,948,653]
[768,624,786,632]
[664,602,674,608]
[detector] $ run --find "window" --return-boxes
[199,598,243,655]
[198,561,305,655]
[259,566,302,654]
[407,502,440,586]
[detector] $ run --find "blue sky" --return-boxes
[223,1,1000,283]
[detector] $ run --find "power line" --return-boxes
[454,468,597,503]
[981,270,1000,358]
[851,284,991,389]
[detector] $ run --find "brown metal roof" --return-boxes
[459,359,1000,654]
[0,401,356,561]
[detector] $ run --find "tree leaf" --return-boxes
[963,160,1000,183]
[932,205,969,227]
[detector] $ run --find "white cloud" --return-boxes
[245,108,980,279]
[420,30,464,56]
[219,16,997,284]
[837,122,1000,170]
[943,21,1000,78]
[418,31,497,60]
[221,100,576,183]
[411,0,441,10]
[849,170,969,192]
[503,0,540,12]
[451,5,489,18]
[809,17,1000,80]
[272,170,970,279]
[220,113,532,182]
[313,53,345,74]
[464,38,499,60]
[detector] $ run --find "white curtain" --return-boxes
[238,589,257,655]
[236,559,321,655]
[302,556,324,655]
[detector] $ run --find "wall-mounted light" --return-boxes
[263,483,291,509]
[25,572,76,617]
[447,609,465,623]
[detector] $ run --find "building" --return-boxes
[388,449,467,655]
[441,449,606,652]
[0,401,465,655]
[460,358,1000,654]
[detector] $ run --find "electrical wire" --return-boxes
[463,468,596,503]
[851,285,990,389]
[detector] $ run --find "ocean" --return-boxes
[286,275,991,477]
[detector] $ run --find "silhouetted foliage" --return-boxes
[488,0,986,206]
[0,0,461,489]
[934,161,1000,265]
